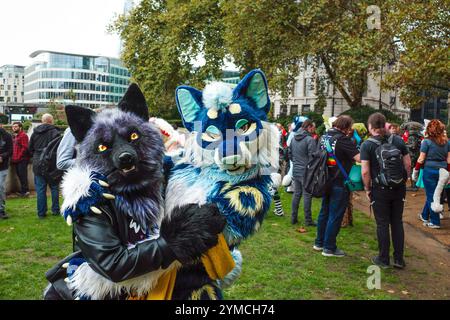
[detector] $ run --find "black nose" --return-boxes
[118,152,135,167]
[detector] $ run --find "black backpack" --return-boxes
[303,147,331,197]
[367,135,404,187]
[303,134,343,197]
[37,135,64,184]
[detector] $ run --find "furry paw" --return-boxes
[160,204,226,264]
[282,174,292,187]
[270,173,282,189]
[63,171,110,225]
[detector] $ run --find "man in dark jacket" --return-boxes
[0,124,13,219]
[289,119,317,226]
[29,114,61,218]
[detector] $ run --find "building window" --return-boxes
[290,105,298,115]
[305,78,314,96]
[280,105,288,116]
[302,104,311,114]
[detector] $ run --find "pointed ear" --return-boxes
[65,105,96,143]
[175,86,204,132]
[233,69,270,114]
[118,83,149,121]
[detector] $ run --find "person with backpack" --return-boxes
[361,113,411,269]
[12,122,30,197]
[313,115,360,257]
[289,119,317,227]
[29,114,61,219]
[0,124,13,220]
[413,119,450,229]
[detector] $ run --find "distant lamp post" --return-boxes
[379,63,383,110]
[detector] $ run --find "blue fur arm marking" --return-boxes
[66,257,91,300]
[63,172,109,222]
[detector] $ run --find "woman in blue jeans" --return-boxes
[412,119,450,229]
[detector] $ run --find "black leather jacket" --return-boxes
[45,200,176,298]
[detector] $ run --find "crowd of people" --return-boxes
[0,109,448,272]
[0,114,61,220]
[273,112,448,269]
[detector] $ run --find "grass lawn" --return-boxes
[0,191,412,300]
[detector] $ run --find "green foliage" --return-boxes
[222,0,393,109]
[304,111,324,128]
[112,0,448,115]
[268,115,293,131]
[0,113,8,124]
[314,78,327,115]
[22,120,32,131]
[382,1,449,108]
[110,0,225,119]
[341,106,402,126]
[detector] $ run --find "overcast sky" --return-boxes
[0,0,127,67]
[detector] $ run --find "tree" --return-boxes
[109,0,226,119]
[314,75,327,115]
[222,0,395,109]
[381,0,450,109]
[111,0,449,115]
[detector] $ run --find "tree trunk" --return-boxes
[320,54,357,109]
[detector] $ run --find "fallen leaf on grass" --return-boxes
[296,227,307,233]
[271,223,279,226]
[387,290,395,294]
[402,291,409,295]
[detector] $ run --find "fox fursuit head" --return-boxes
[63,84,164,230]
[166,69,279,249]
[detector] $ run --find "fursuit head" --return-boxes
[165,69,279,250]
[59,84,225,299]
[63,84,164,229]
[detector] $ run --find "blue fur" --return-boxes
[238,192,257,211]
[63,176,107,221]
[176,69,270,135]
[208,175,272,245]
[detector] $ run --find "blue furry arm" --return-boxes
[62,172,109,223]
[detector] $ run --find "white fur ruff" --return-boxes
[60,166,94,213]
[202,82,233,111]
[431,168,449,213]
[68,260,180,300]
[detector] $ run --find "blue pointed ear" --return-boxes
[175,86,204,131]
[233,69,270,114]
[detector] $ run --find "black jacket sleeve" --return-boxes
[74,212,177,283]
[0,133,13,159]
[28,133,35,156]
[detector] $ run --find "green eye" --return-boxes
[236,119,257,135]
[202,125,221,142]
[235,119,249,130]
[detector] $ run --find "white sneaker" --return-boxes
[313,245,323,252]
[418,214,428,223]
[424,222,441,229]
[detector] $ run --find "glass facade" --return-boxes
[24,51,131,109]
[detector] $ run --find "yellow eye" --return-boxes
[130,132,139,141]
[98,144,108,152]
